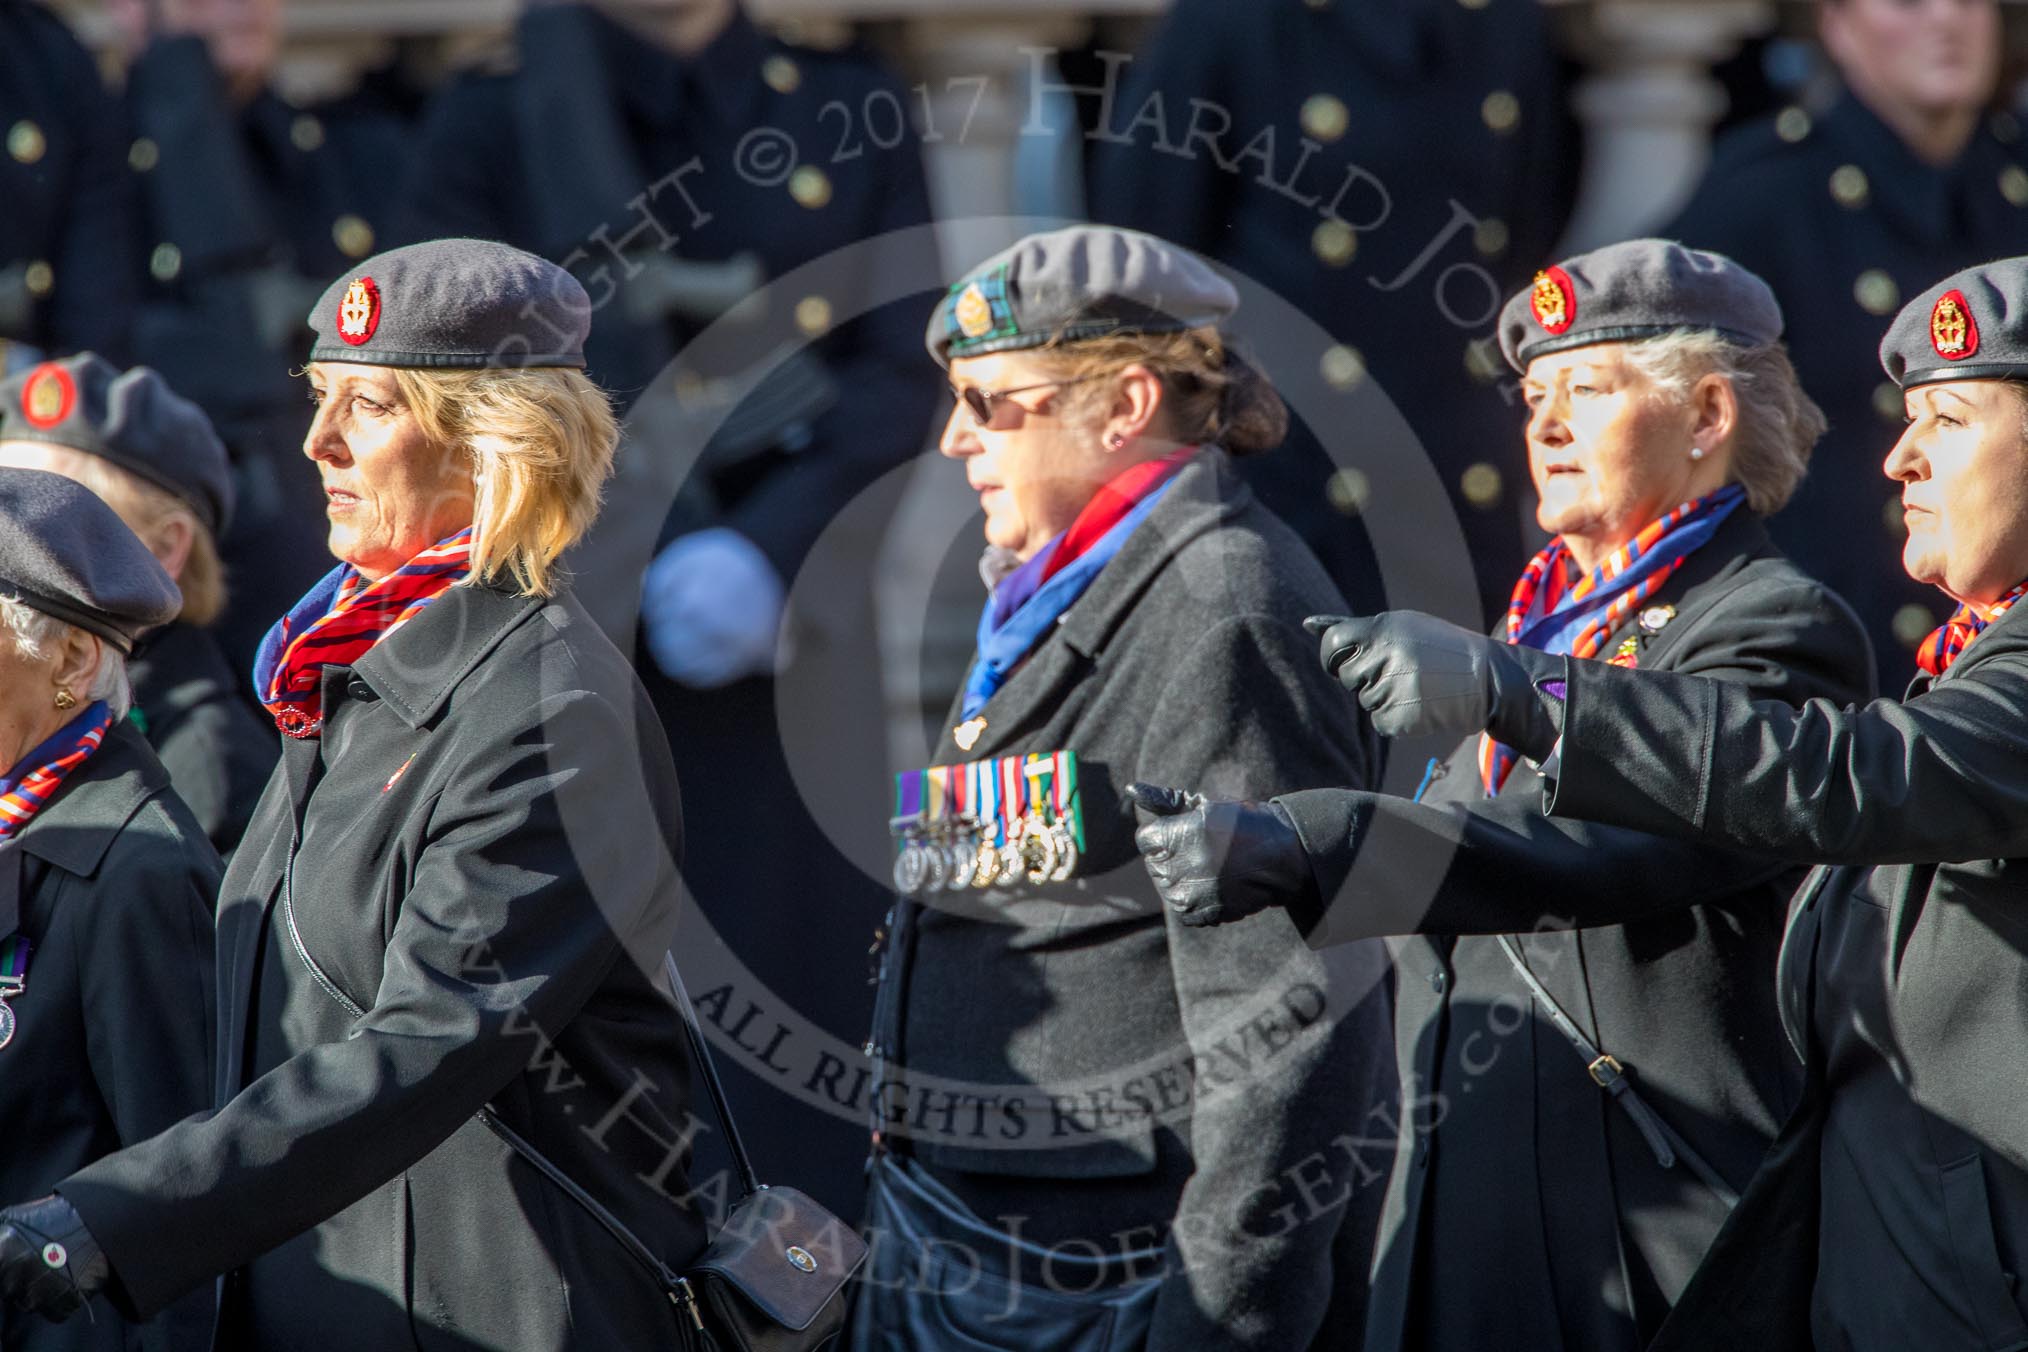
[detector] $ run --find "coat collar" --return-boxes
[1908,588,2028,696]
[9,720,169,879]
[348,581,548,730]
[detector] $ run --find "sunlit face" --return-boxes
[1521,344,1710,553]
[1821,0,2001,119]
[940,352,1114,560]
[303,364,474,582]
[1887,381,2028,605]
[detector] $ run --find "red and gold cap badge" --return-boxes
[19,362,74,430]
[1930,289,1978,361]
[337,276,381,347]
[1531,267,1576,335]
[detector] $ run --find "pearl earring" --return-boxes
[1689,446,1706,461]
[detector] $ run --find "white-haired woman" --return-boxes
[1135,241,1877,1351]
[0,241,708,1351]
[0,469,217,1352]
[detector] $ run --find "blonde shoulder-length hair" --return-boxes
[391,367,618,598]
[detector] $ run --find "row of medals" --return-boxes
[893,809,1079,895]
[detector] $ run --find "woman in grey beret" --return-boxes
[1133,238,1878,1351]
[856,224,1390,1351]
[0,239,710,1350]
[0,468,217,1352]
[1319,257,2028,1350]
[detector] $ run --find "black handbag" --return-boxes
[481,953,866,1351]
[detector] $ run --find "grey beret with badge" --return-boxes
[1879,257,2028,390]
[927,225,1239,367]
[1498,237,1784,371]
[0,467,181,652]
[0,354,234,536]
[307,237,592,370]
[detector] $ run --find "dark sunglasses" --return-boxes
[949,374,1106,426]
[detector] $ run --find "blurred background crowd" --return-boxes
[4,0,2026,1214]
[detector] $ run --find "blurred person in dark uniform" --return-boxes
[1089,0,1577,624]
[0,0,139,367]
[0,355,274,857]
[398,0,939,1217]
[108,0,418,669]
[1667,0,2028,682]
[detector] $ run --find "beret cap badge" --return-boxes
[20,363,75,431]
[337,276,382,348]
[953,283,995,341]
[1930,289,1978,361]
[1531,267,1576,335]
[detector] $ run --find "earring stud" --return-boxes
[53,690,75,711]
[1689,446,1706,461]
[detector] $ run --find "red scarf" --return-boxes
[1916,581,2028,678]
[258,529,474,738]
[1039,446,1200,584]
[0,702,113,840]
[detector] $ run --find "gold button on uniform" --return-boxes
[2000,166,2028,208]
[1830,164,1870,209]
[1461,462,1503,507]
[794,295,832,336]
[1874,381,1905,424]
[1463,338,1503,385]
[1474,217,1510,258]
[291,115,326,153]
[1326,468,1372,516]
[1459,0,1491,10]
[1312,219,1356,266]
[23,262,53,299]
[762,55,802,94]
[333,215,375,260]
[8,121,45,165]
[1853,269,1899,316]
[788,165,832,209]
[150,243,183,284]
[1775,107,1813,144]
[1892,603,1937,651]
[1300,94,1349,143]
[128,138,160,173]
[1320,345,1365,390]
[1482,91,1520,136]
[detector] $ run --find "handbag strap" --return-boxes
[1495,936,1741,1210]
[661,952,762,1199]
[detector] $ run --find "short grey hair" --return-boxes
[0,596,131,717]
[1622,330,1826,516]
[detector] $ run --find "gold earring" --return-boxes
[53,690,76,711]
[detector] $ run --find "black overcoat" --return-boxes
[0,721,217,1352]
[873,452,1394,1350]
[1276,511,1875,1350]
[127,621,276,859]
[1534,590,2028,1352]
[61,582,709,1352]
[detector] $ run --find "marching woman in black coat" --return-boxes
[856,226,1389,1351]
[0,469,217,1352]
[1320,256,2028,1351]
[0,240,709,1350]
[1133,240,1876,1351]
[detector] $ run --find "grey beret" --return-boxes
[1880,258,2028,389]
[0,468,180,653]
[1498,238,1784,371]
[927,225,1238,367]
[0,354,233,536]
[307,238,591,369]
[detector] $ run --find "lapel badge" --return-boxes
[953,717,987,753]
[337,276,381,347]
[1930,289,1978,360]
[1530,266,1576,335]
[1612,634,1642,667]
[1637,604,1676,635]
[382,751,418,793]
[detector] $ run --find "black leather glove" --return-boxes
[0,1195,108,1322]
[1126,782,1316,927]
[1306,612,1566,759]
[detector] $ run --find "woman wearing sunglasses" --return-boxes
[854,226,1389,1351]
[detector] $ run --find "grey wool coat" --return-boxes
[1276,510,1876,1351]
[61,581,710,1352]
[0,721,218,1352]
[872,451,1394,1351]
[1537,591,2028,1352]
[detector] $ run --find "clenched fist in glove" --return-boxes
[1306,612,1566,759]
[0,1195,107,1322]
[1126,783,1315,927]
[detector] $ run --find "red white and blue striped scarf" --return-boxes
[1480,485,1745,794]
[0,702,113,841]
[254,528,474,739]
[1916,581,2028,679]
